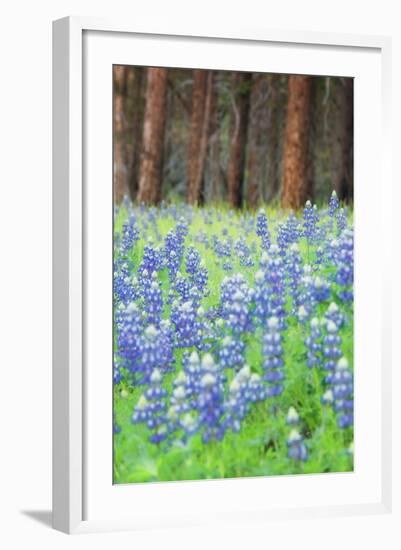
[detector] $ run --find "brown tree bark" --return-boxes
[227,72,252,208]
[137,68,168,204]
[246,74,270,209]
[113,66,129,204]
[188,71,214,204]
[208,74,222,202]
[265,74,285,202]
[332,78,353,201]
[187,69,210,204]
[281,75,313,210]
[128,67,145,200]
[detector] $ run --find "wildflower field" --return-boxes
[113,193,353,483]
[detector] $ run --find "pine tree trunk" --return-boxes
[128,67,145,201]
[137,68,168,204]
[281,75,312,209]
[265,74,284,202]
[208,74,221,202]
[113,66,129,204]
[332,78,353,201]
[227,72,252,208]
[187,69,209,204]
[246,74,268,209]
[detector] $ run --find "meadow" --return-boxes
[113,193,353,483]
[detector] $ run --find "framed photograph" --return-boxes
[52,16,392,534]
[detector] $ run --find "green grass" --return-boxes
[113,204,353,483]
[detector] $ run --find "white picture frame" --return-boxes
[52,16,393,535]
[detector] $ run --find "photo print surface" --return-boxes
[113,65,354,484]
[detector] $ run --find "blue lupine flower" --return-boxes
[185,246,201,276]
[262,316,285,396]
[132,368,168,443]
[165,222,187,280]
[305,317,322,368]
[315,245,325,266]
[234,237,254,267]
[285,243,303,311]
[325,301,344,328]
[165,371,194,440]
[116,302,142,373]
[178,411,199,438]
[287,428,308,461]
[220,274,253,334]
[285,212,301,244]
[114,260,138,306]
[334,228,353,302]
[254,246,286,326]
[218,335,245,371]
[193,263,208,294]
[113,353,123,384]
[165,233,181,280]
[329,190,339,218]
[297,264,318,317]
[120,215,139,259]
[256,209,270,249]
[322,357,353,429]
[245,371,269,403]
[336,207,347,235]
[212,235,232,259]
[182,350,202,405]
[329,357,353,429]
[185,246,209,295]
[303,200,315,241]
[322,320,342,373]
[195,354,225,443]
[135,324,174,382]
[173,273,191,302]
[285,406,308,460]
[223,367,251,433]
[223,365,260,433]
[171,299,204,348]
[143,276,163,325]
[138,242,163,284]
[312,275,331,302]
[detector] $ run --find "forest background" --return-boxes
[113,66,353,209]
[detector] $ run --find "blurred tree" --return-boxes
[265,74,287,202]
[137,68,168,204]
[227,72,252,208]
[281,75,313,209]
[127,67,145,200]
[246,74,273,209]
[113,66,129,203]
[332,78,353,201]
[208,73,222,202]
[187,70,213,204]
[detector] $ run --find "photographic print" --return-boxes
[113,66,354,484]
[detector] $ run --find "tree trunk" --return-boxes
[281,75,313,209]
[227,72,252,208]
[246,74,269,209]
[332,78,353,201]
[187,69,210,204]
[137,68,168,204]
[113,66,129,204]
[265,74,285,202]
[208,73,222,202]
[128,67,145,200]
